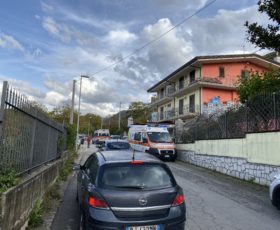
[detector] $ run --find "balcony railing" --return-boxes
[150,76,238,105]
[156,104,201,121]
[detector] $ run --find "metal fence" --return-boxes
[0,81,67,174]
[176,92,280,143]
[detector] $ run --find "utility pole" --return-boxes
[118,102,122,131]
[75,75,90,152]
[70,80,76,124]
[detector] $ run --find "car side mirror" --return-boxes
[72,163,81,171]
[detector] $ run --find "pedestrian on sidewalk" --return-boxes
[87,136,91,148]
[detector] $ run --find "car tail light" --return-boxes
[88,195,109,209]
[172,193,184,206]
[130,160,144,164]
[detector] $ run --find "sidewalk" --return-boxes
[37,143,96,230]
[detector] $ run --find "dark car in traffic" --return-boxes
[101,139,131,151]
[74,150,186,230]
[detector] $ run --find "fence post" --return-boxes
[245,100,248,133]
[225,112,228,138]
[0,81,8,136]
[273,92,276,130]
[29,108,38,170]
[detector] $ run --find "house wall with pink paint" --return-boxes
[202,62,267,85]
[203,88,238,104]
[201,62,267,104]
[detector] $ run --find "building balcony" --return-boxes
[149,76,238,107]
[155,104,201,122]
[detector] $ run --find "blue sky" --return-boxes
[0,0,268,116]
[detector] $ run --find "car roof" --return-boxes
[97,150,162,164]
[105,139,128,143]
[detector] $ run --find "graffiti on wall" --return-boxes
[202,96,240,116]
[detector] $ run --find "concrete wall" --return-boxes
[176,132,280,186]
[176,132,280,165]
[0,159,64,230]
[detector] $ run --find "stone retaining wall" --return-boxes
[178,150,280,186]
[0,158,64,230]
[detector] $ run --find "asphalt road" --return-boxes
[51,145,280,230]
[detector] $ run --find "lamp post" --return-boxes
[76,75,90,152]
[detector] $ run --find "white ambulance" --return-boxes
[128,124,176,161]
[93,129,111,144]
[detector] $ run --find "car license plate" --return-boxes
[164,155,170,158]
[126,225,160,230]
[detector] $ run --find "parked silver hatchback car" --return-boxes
[269,174,280,209]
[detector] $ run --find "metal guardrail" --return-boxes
[0,81,67,174]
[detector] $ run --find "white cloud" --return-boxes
[41,2,54,13]
[41,16,98,46]
[44,91,66,106]
[35,15,41,20]
[0,77,45,99]
[0,33,25,52]
[182,5,269,55]
[42,17,70,42]
[105,30,137,47]
[112,18,193,90]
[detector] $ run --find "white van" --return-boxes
[128,125,176,161]
[93,129,110,144]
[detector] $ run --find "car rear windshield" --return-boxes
[107,142,130,150]
[100,164,174,189]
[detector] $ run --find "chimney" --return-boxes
[274,51,280,63]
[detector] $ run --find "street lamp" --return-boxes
[76,75,90,152]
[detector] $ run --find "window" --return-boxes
[189,94,195,113]
[134,132,142,141]
[179,99,184,115]
[100,164,174,189]
[190,70,195,83]
[160,88,164,99]
[160,107,164,120]
[241,70,250,79]
[106,141,130,150]
[179,76,184,89]
[219,66,225,78]
[84,154,99,184]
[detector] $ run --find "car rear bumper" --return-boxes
[86,206,186,230]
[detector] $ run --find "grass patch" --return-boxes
[26,151,78,229]
[26,200,44,229]
[0,170,20,194]
[27,182,62,229]
[59,151,78,181]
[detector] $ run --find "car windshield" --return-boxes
[100,164,174,189]
[147,132,172,143]
[106,142,130,150]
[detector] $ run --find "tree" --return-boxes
[245,0,280,51]
[49,103,74,124]
[237,68,280,103]
[127,102,151,124]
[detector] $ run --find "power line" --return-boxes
[90,0,217,77]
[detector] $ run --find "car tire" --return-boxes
[79,210,88,230]
[76,190,79,202]
[272,187,280,210]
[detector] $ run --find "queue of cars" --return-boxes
[74,126,185,229]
